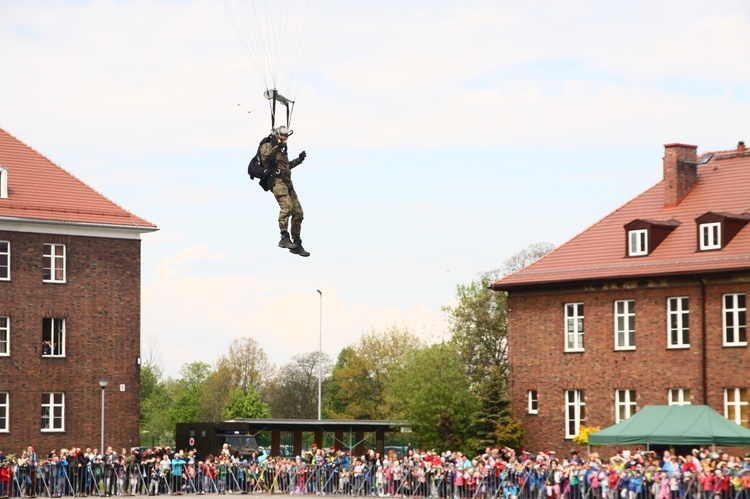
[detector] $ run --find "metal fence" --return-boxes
[2,460,748,499]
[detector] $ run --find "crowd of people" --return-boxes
[0,443,749,499]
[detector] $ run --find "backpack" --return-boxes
[247,136,275,191]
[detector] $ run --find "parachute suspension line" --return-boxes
[248,0,277,88]
[285,0,313,99]
[290,0,356,104]
[221,0,267,90]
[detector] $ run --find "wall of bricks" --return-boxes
[0,230,141,454]
[507,273,750,452]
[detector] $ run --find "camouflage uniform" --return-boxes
[260,139,305,240]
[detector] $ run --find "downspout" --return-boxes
[697,275,708,405]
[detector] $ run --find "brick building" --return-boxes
[492,141,750,452]
[0,128,157,452]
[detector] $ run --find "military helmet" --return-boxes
[274,125,293,137]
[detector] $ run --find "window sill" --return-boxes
[667,345,690,350]
[614,347,636,351]
[41,429,65,433]
[564,348,585,353]
[42,280,66,284]
[42,356,66,359]
[722,342,747,348]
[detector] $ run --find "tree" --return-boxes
[388,342,479,452]
[198,367,233,422]
[266,351,333,418]
[140,360,173,445]
[443,242,554,451]
[326,325,422,420]
[496,242,555,277]
[222,386,271,419]
[215,337,275,393]
[323,347,352,418]
[168,361,213,424]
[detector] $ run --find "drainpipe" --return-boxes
[697,275,708,405]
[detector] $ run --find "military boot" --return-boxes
[289,239,310,257]
[278,231,296,249]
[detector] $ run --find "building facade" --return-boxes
[493,142,750,451]
[0,128,156,452]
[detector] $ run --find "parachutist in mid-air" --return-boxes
[259,126,310,257]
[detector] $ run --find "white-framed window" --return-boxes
[0,317,8,356]
[41,392,64,431]
[42,318,65,357]
[668,388,691,406]
[0,392,8,432]
[565,389,585,439]
[699,222,721,250]
[628,229,648,256]
[0,241,9,280]
[43,243,66,283]
[616,389,637,423]
[667,297,690,348]
[614,300,635,350]
[565,303,584,352]
[724,388,748,427]
[527,390,538,414]
[723,293,747,346]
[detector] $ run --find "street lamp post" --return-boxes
[316,289,322,420]
[99,378,108,453]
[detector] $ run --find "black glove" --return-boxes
[298,151,307,162]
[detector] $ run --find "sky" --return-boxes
[1,1,749,378]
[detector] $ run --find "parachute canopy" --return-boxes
[222,0,353,128]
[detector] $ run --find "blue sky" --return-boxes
[1,0,749,377]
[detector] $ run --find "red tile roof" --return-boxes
[494,144,750,290]
[0,128,156,231]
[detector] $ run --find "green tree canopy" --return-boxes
[222,386,271,419]
[168,361,213,424]
[389,342,479,452]
[443,242,553,451]
[326,325,422,420]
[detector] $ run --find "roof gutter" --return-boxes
[0,216,158,232]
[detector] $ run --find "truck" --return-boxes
[175,422,259,460]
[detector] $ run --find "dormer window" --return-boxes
[624,219,680,257]
[695,212,750,252]
[699,222,721,250]
[628,230,648,256]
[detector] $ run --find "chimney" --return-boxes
[738,141,746,152]
[663,143,698,208]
